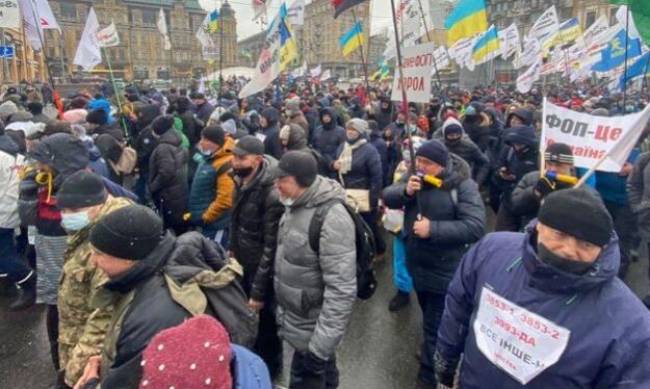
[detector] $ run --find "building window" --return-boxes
[60,3,77,21]
[142,9,157,26]
[610,7,619,26]
[586,11,596,27]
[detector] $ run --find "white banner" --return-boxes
[310,64,322,78]
[432,46,450,73]
[96,22,120,48]
[320,69,332,81]
[516,58,542,93]
[0,0,19,29]
[527,5,559,45]
[542,100,650,172]
[499,23,520,59]
[287,0,305,26]
[582,16,609,48]
[449,37,476,71]
[391,42,435,103]
[473,287,571,385]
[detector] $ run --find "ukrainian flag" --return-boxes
[444,0,488,46]
[472,25,500,64]
[371,59,390,81]
[208,9,220,33]
[339,21,365,57]
[547,18,582,48]
[278,3,299,71]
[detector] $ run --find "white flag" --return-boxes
[0,0,20,29]
[499,24,520,59]
[513,37,541,69]
[310,64,322,78]
[157,8,171,50]
[516,59,542,93]
[432,46,451,72]
[582,16,609,47]
[34,0,60,31]
[527,5,559,45]
[616,5,640,40]
[252,0,268,21]
[449,36,477,70]
[195,13,214,47]
[320,69,332,81]
[18,0,42,50]
[287,0,305,26]
[291,61,307,78]
[96,22,120,48]
[73,7,101,71]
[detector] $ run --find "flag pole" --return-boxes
[389,0,415,172]
[102,46,129,141]
[351,9,371,103]
[416,0,444,96]
[622,7,630,111]
[27,2,55,90]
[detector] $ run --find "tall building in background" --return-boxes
[43,0,237,81]
[304,0,370,78]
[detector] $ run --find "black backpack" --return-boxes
[308,198,378,300]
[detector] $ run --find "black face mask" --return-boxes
[233,166,254,178]
[538,243,594,275]
[445,137,461,146]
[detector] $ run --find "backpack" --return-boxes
[308,198,378,300]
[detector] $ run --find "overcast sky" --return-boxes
[225,0,393,40]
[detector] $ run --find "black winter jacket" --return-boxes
[148,130,188,225]
[383,154,485,294]
[312,108,346,174]
[336,139,383,210]
[229,157,284,301]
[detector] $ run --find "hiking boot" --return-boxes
[388,291,410,312]
[9,271,36,311]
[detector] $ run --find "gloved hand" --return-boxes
[302,350,327,375]
[19,177,39,201]
[534,177,555,199]
[434,351,456,388]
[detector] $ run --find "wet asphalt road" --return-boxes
[1,232,648,389]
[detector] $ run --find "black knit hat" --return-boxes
[271,150,318,187]
[152,115,174,135]
[544,142,574,165]
[416,140,448,167]
[538,189,613,247]
[58,171,107,209]
[201,125,225,146]
[233,135,264,156]
[90,205,164,260]
[86,109,108,125]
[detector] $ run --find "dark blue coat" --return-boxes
[312,108,346,175]
[383,154,486,294]
[436,225,650,388]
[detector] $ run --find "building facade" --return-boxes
[0,29,47,84]
[303,0,370,78]
[43,0,237,82]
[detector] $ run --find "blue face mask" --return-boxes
[61,211,91,232]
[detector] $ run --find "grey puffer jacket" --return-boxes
[274,176,356,360]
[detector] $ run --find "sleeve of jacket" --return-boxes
[382,177,415,210]
[509,172,540,216]
[308,203,357,360]
[366,146,383,208]
[18,176,39,226]
[434,237,484,386]
[64,272,114,386]
[203,163,235,224]
[148,146,175,194]
[471,145,490,186]
[429,180,486,246]
[249,189,284,302]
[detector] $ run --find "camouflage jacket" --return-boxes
[57,195,131,386]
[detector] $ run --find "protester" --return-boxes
[55,171,131,388]
[191,92,215,124]
[259,107,283,159]
[435,189,650,388]
[188,125,235,246]
[440,117,490,185]
[334,118,386,260]
[312,107,346,178]
[273,151,357,388]
[229,135,284,379]
[148,115,189,234]
[383,139,485,388]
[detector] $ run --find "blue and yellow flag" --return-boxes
[339,21,365,57]
[444,0,488,46]
[548,18,582,48]
[371,59,390,81]
[277,3,299,71]
[208,9,220,33]
[472,25,500,64]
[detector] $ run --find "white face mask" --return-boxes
[279,196,295,207]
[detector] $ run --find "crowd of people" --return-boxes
[1,77,650,388]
